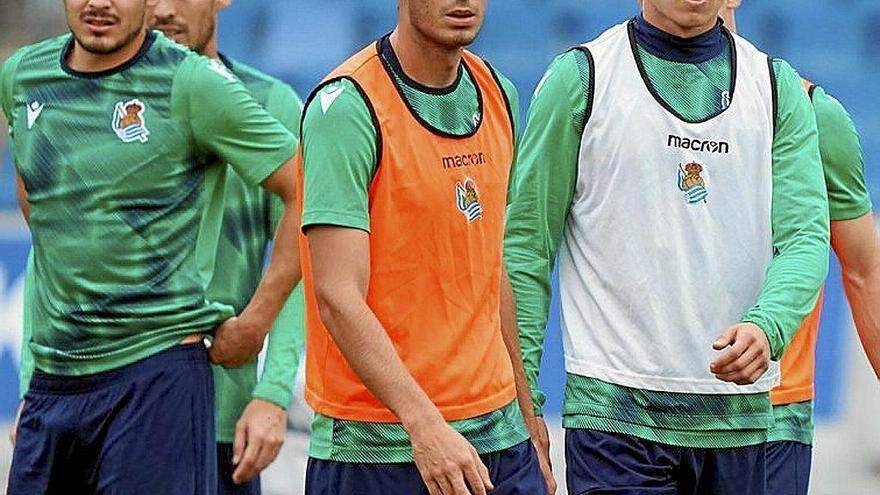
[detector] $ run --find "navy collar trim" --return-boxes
[633,14,726,64]
[61,30,157,79]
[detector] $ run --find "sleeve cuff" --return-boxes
[252,384,293,411]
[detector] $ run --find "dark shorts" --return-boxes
[7,343,216,495]
[565,429,766,495]
[305,440,547,495]
[217,442,261,495]
[765,441,812,495]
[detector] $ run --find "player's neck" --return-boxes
[200,33,220,60]
[641,6,719,39]
[721,10,737,33]
[67,29,148,74]
[389,28,462,89]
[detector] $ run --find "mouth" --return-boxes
[82,15,118,35]
[683,0,710,7]
[155,25,187,40]
[445,8,477,28]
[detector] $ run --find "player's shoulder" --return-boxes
[222,55,300,106]
[302,78,372,132]
[809,85,854,132]
[2,35,69,77]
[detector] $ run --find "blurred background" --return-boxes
[1,1,879,493]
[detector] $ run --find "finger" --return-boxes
[715,355,766,384]
[232,441,264,484]
[474,450,493,491]
[713,345,761,375]
[253,435,282,473]
[425,480,442,495]
[463,460,487,495]
[447,472,472,495]
[710,335,750,371]
[232,421,247,465]
[712,326,738,350]
[436,475,455,495]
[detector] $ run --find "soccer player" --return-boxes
[505,0,830,493]
[722,2,880,494]
[296,0,552,494]
[0,0,301,492]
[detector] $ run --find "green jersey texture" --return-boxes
[300,38,528,463]
[505,27,828,448]
[0,31,296,376]
[208,55,305,443]
[767,85,872,446]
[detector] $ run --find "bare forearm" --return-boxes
[500,269,539,423]
[240,205,301,333]
[319,291,442,430]
[842,267,880,379]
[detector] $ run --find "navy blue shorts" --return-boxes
[565,429,766,495]
[765,441,812,495]
[305,440,547,494]
[217,442,261,495]
[7,343,216,495]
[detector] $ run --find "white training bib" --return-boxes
[560,21,780,394]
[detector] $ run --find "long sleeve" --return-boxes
[741,59,830,359]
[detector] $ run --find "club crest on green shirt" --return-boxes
[112,98,149,143]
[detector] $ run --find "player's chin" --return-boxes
[438,27,481,48]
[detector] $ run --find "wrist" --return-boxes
[400,406,445,436]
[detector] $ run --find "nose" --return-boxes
[150,0,176,21]
[85,0,112,10]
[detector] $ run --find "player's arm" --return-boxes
[833,215,880,378]
[811,86,880,378]
[174,56,301,368]
[714,60,830,384]
[302,81,491,495]
[230,83,306,484]
[504,50,586,416]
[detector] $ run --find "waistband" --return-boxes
[29,343,209,395]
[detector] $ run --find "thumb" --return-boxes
[713,326,737,350]
[233,421,248,465]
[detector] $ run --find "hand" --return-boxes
[407,415,493,495]
[9,400,23,446]
[209,316,265,368]
[710,323,771,385]
[526,416,556,494]
[231,398,287,484]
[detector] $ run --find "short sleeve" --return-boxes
[300,78,378,233]
[172,55,297,186]
[811,86,872,221]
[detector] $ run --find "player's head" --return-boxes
[642,0,727,36]
[720,0,741,32]
[148,0,230,55]
[398,0,487,49]
[64,0,149,55]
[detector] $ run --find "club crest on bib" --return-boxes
[678,162,708,204]
[112,99,149,143]
[455,178,483,222]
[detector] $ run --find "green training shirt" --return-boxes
[769,84,872,445]
[0,31,296,376]
[206,56,304,443]
[299,37,528,463]
[505,23,829,448]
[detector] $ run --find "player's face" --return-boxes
[64,0,148,55]
[402,0,487,49]
[149,0,222,54]
[643,0,726,35]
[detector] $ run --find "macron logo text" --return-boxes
[667,134,730,154]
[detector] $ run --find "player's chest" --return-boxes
[11,80,191,186]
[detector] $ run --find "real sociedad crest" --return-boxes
[455,178,483,222]
[112,99,150,143]
[678,162,708,204]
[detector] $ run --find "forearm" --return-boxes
[843,266,880,379]
[253,282,305,407]
[500,268,539,424]
[318,289,443,431]
[240,203,301,335]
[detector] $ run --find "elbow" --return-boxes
[313,281,347,333]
